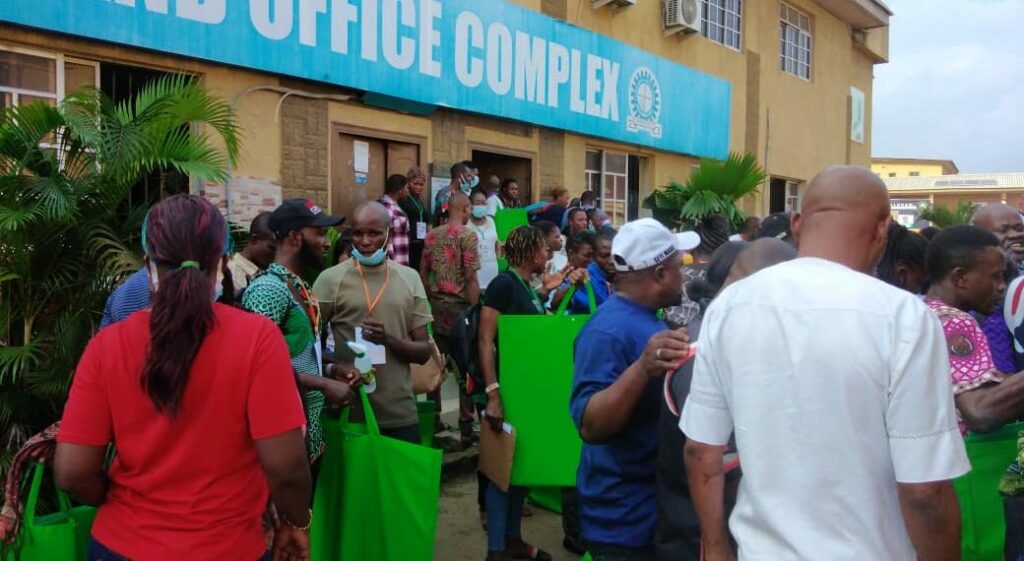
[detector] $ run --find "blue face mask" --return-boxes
[471,205,488,219]
[460,179,471,192]
[213,279,224,302]
[352,233,390,266]
[469,175,480,189]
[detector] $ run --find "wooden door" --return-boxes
[387,142,419,178]
[333,134,386,220]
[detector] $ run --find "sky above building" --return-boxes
[872,0,1023,173]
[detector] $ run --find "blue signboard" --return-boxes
[0,0,731,158]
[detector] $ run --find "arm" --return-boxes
[255,429,312,526]
[898,481,961,561]
[387,325,430,364]
[419,249,432,296]
[955,375,1024,433]
[466,272,480,305]
[479,305,504,431]
[548,283,573,311]
[684,440,735,561]
[578,330,690,443]
[54,444,108,506]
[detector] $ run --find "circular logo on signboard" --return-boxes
[627,67,662,139]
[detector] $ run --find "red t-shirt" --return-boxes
[58,304,306,561]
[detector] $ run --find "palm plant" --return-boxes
[0,76,239,474]
[918,201,975,228]
[643,152,766,231]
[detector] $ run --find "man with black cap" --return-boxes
[242,198,357,468]
[756,212,795,246]
[570,218,693,561]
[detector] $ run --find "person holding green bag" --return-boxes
[549,231,596,315]
[479,225,572,561]
[54,195,313,561]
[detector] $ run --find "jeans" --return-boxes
[381,423,421,444]
[486,483,527,552]
[587,541,657,561]
[88,538,271,561]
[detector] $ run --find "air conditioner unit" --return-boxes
[663,0,701,36]
[592,0,637,8]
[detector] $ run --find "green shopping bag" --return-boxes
[311,388,442,561]
[1,462,96,561]
[499,284,595,487]
[494,209,528,242]
[417,400,436,447]
[954,422,1024,561]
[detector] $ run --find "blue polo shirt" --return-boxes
[100,267,151,329]
[570,294,666,547]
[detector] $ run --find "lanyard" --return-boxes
[408,196,424,219]
[509,269,545,314]
[355,260,390,316]
[280,268,320,335]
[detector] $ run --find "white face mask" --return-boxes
[148,259,160,291]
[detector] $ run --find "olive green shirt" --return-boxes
[313,259,432,429]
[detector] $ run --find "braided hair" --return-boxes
[505,225,547,268]
[878,222,928,289]
[694,214,731,258]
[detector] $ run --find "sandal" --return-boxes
[504,538,552,561]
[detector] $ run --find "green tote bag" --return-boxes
[954,422,1024,561]
[1,462,96,561]
[311,388,443,561]
[498,283,595,487]
[494,209,529,243]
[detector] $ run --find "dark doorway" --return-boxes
[100,63,185,205]
[472,150,533,203]
[769,177,787,213]
[627,155,641,221]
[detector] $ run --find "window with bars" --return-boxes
[780,3,812,80]
[701,0,742,51]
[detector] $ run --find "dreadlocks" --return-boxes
[877,222,928,291]
[505,225,547,267]
[694,214,732,258]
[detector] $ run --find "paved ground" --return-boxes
[434,472,583,561]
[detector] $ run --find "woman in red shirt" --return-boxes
[55,195,312,561]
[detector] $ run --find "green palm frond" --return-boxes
[919,201,975,228]
[0,339,46,386]
[644,152,766,230]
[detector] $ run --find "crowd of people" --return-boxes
[39,161,1024,561]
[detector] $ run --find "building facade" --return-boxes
[885,173,1024,227]
[872,157,959,179]
[1,0,889,226]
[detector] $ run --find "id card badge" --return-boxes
[314,338,324,375]
[355,327,387,365]
[416,221,428,239]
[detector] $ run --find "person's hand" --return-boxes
[272,524,310,561]
[542,265,572,292]
[567,268,589,287]
[328,362,363,388]
[320,377,355,409]
[360,318,387,345]
[484,392,505,433]
[640,328,691,378]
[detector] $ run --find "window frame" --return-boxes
[585,148,631,227]
[779,3,812,81]
[0,45,101,108]
[701,0,743,52]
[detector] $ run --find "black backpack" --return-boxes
[449,302,484,389]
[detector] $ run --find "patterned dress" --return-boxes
[925,297,1004,435]
[242,263,325,462]
[423,223,480,337]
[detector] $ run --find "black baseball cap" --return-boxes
[269,199,344,237]
[757,212,792,242]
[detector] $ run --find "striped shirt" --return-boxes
[100,267,151,329]
[380,194,410,266]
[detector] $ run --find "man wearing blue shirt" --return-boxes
[100,267,151,329]
[570,218,696,560]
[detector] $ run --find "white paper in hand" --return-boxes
[355,326,386,365]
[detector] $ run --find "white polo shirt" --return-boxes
[681,257,970,561]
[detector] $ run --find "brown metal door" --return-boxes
[387,142,419,178]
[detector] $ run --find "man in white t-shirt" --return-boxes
[681,166,969,561]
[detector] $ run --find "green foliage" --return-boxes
[918,201,975,228]
[0,75,239,475]
[643,152,766,230]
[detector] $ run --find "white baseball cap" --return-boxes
[612,218,701,272]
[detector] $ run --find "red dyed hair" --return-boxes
[142,194,226,416]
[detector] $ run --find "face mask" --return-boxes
[459,179,471,192]
[148,260,160,291]
[471,206,488,219]
[213,269,224,302]
[353,232,390,266]
[469,176,480,189]
[582,204,595,210]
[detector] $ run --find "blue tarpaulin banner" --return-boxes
[1,0,731,158]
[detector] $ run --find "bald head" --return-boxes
[972,203,1024,263]
[448,192,471,225]
[352,201,390,230]
[724,238,798,289]
[792,166,891,273]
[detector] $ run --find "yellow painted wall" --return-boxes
[873,162,951,178]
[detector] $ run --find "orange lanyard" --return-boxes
[355,260,390,317]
